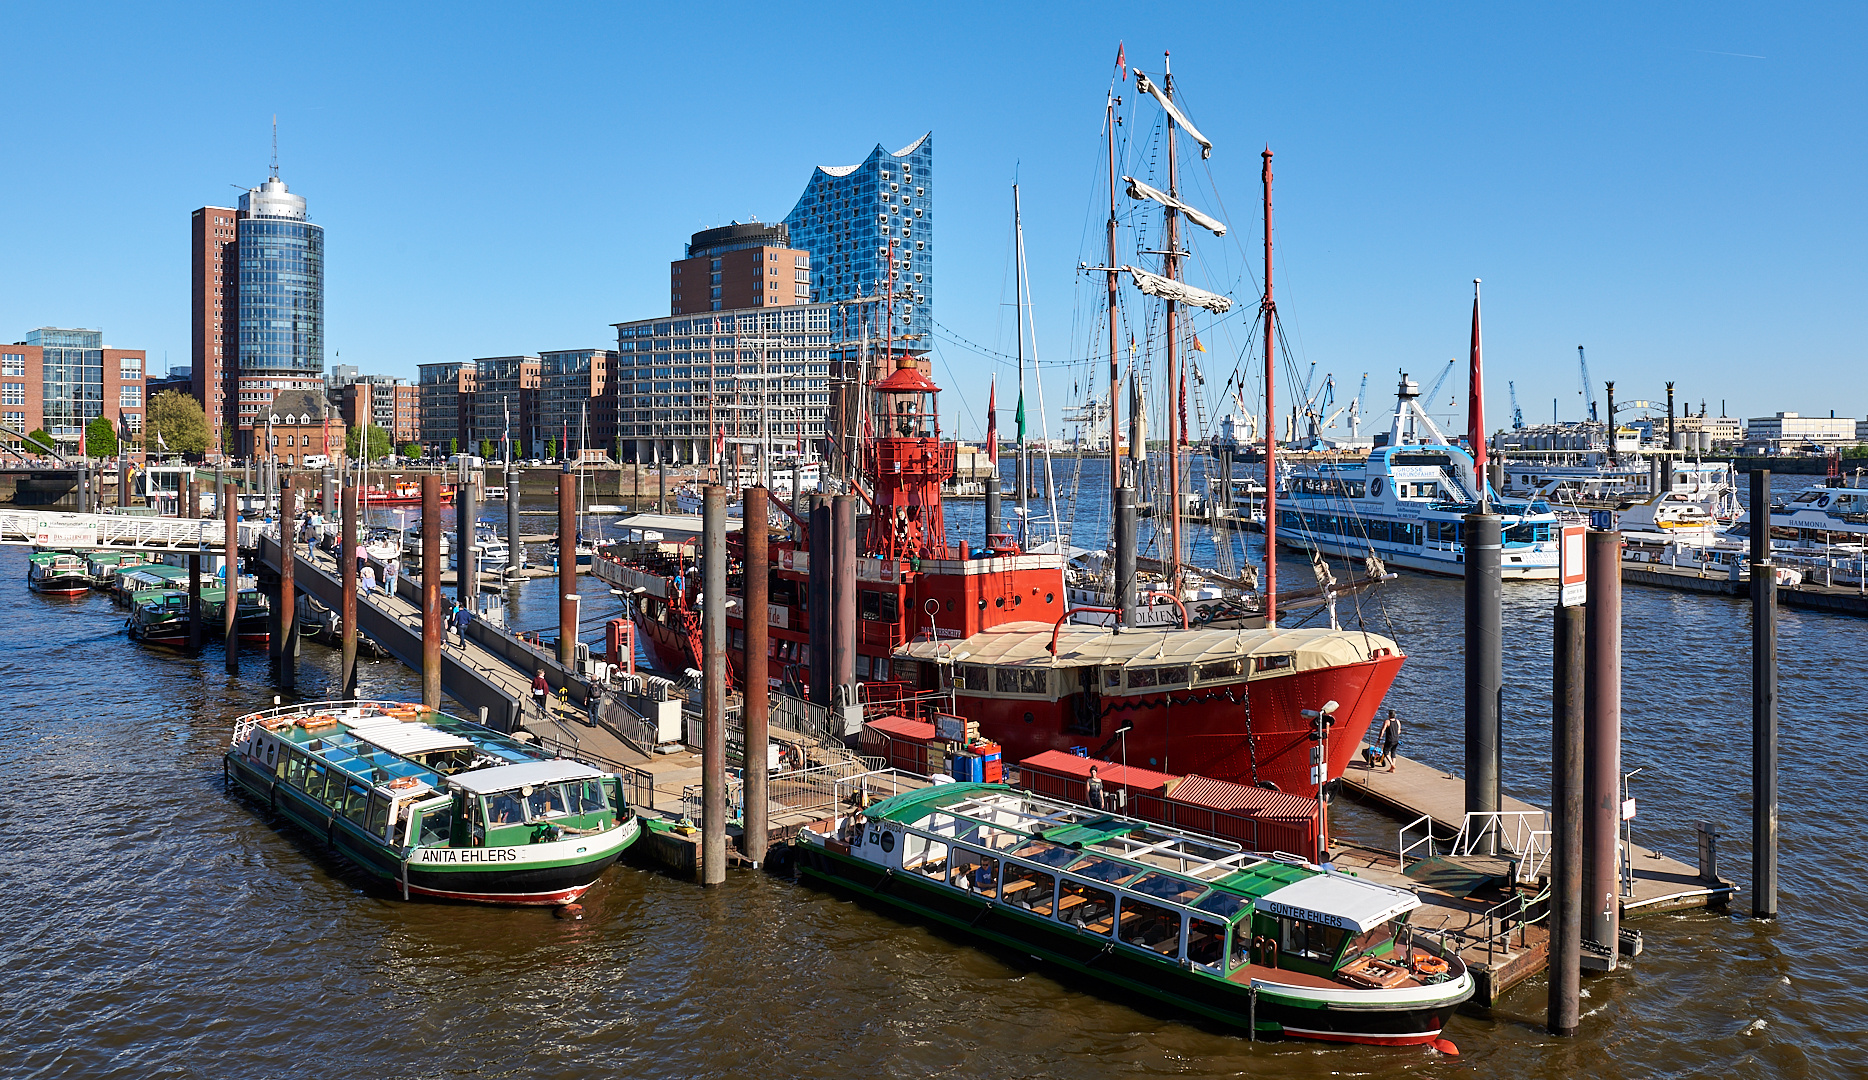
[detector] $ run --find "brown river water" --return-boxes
[2,472,1863,1078]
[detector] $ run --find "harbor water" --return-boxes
[2,471,1863,1078]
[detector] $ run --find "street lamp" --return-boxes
[1301,699,1340,867]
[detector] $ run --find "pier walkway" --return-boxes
[1622,560,1868,618]
[1331,749,1735,1007]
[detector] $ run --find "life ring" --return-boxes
[1415,955,1449,976]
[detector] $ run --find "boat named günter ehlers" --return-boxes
[798,784,1473,1046]
[1280,375,1561,579]
[225,700,640,904]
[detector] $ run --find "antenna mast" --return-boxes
[1262,147,1278,627]
[270,115,279,179]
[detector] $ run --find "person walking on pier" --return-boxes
[1379,710,1400,773]
[532,669,550,722]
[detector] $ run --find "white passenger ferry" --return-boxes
[1279,376,1561,580]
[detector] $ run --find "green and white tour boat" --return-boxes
[796,784,1472,1047]
[226,700,641,905]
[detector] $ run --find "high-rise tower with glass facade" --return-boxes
[233,174,325,445]
[781,134,932,348]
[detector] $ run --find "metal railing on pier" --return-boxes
[1398,810,1552,886]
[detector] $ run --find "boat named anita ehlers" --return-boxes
[225,700,640,905]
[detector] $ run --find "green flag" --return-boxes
[1015,390,1026,444]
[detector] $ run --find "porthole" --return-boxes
[979,598,987,609]
[1024,711,1035,724]
[946,599,955,611]
[1045,593,1054,604]
[995,596,1005,608]
[879,831,896,853]
[1013,595,1022,606]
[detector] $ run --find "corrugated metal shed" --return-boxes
[1165,774,1317,820]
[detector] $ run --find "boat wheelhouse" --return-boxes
[1281,376,1561,580]
[796,784,1472,1046]
[27,551,91,595]
[127,590,190,646]
[225,700,640,905]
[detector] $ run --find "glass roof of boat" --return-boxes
[879,787,1315,911]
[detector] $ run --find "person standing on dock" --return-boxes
[533,669,550,721]
[1379,710,1400,772]
[1087,766,1105,811]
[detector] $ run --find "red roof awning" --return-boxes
[1018,750,1177,793]
[865,715,937,741]
[1166,774,1317,819]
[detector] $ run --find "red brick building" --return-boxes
[190,206,239,456]
[670,222,810,315]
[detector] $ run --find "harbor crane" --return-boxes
[1577,345,1598,422]
[1321,372,1369,435]
[1422,358,1458,416]
[1508,380,1525,429]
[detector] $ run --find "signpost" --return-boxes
[1559,524,1587,608]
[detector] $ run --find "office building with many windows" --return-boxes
[417,362,474,453]
[782,133,932,348]
[670,223,810,315]
[341,376,422,447]
[537,348,618,459]
[191,163,325,458]
[0,328,145,458]
[613,304,836,465]
[470,356,541,458]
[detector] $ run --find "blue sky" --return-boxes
[1,3,1862,440]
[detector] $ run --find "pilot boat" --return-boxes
[224,700,640,905]
[796,784,1473,1046]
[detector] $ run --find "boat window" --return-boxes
[1152,665,1189,686]
[1118,897,1183,957]
[484,792,526,826]
[951,849,999,898]
[957,664,989,690]
[1102,667,1122,689]
[1253,654,1294,673]
[366,794,392,839]
[341,783,372,825]
[1343,924,1397,963]
[1193,891,1250,922]
[415,805,454,848]
[1228,926,1253,972]
[994,667,1047,695]
[1187,917,1227,969]
[1060,879,1117,934]
[304,763,334,803]
[1195,658,1244,684]
[1066,855,1137,884]
[1280,916,1348,964]
[902,832,950,880]
[525,785,571,820]
[284,748,308,788]
[1001,864,1055,916]
[1129,872,1206,904]
[1128,667,1158,688]
[859,589,899,622]
[572,779,611,815]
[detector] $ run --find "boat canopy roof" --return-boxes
[350,722,474,757]
[896,621,1396,674]
[864,785,1418,926]
[448,759,606,796]
[1255,873,1419,933]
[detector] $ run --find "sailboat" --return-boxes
[599,51,1403,798]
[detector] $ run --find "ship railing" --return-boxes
[1398,810,1552,886]
[525,731,660,811]
[680,757,890,827]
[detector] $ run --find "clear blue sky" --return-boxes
[2,3,1862,439]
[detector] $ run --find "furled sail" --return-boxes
[1132,70,1212,159]
[1123,176,1226,237]
[1121,265,1233,314]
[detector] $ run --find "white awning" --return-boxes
[1124,176,1226,236]
[1133,70,1213,159]
[1254,873,1419,932]
[1122,266,1234,314]
[448,759,605,795]
[361,725,476,757]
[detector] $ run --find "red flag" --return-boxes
[1468,279,1487,496]
[986,377,998,452]
[715,425,725,463]
[1116,42,1126,80]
